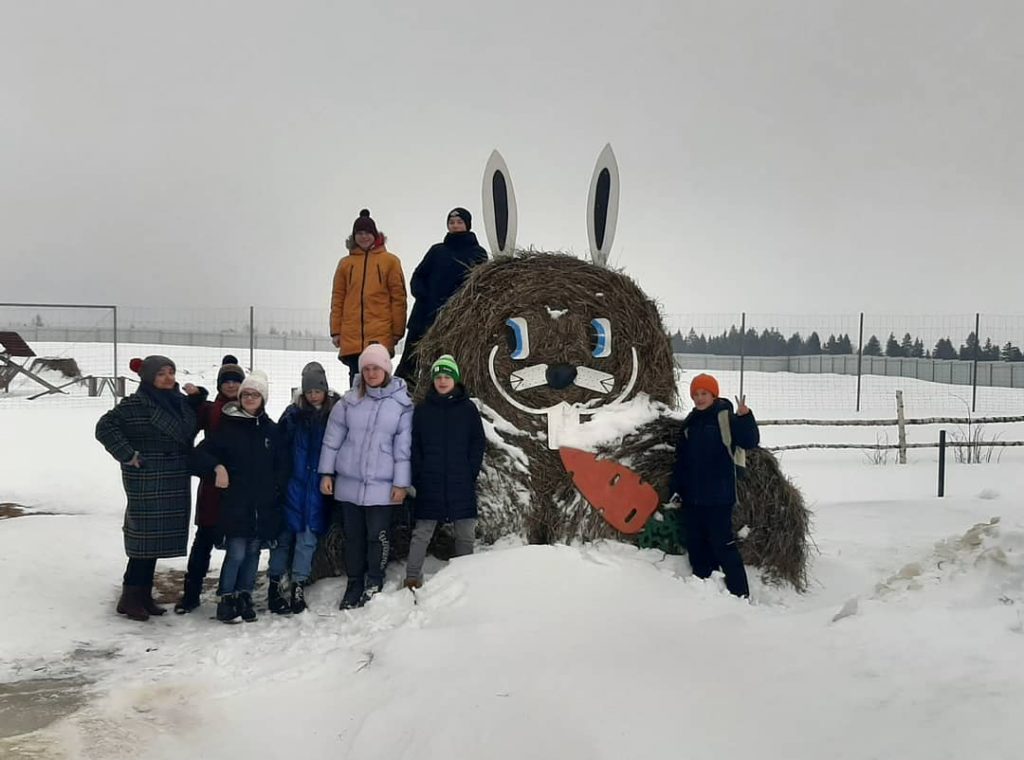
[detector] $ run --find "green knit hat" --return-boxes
[431,354,461,382]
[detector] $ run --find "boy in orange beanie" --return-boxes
[669,373,759,597]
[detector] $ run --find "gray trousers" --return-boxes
[405,519,477,582]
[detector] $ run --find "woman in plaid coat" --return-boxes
[96,355,206,621]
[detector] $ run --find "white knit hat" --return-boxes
[358,344,393,374]
[239,369,269,405]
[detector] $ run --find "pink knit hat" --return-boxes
[358,344,393,374]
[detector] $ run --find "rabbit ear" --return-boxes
[587,143,620,267]
[482,150,518,258]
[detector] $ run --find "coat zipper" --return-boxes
[359,251,370,350]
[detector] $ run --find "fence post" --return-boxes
[739,311,746,401]
[249,306,255,370]
[937,429,946,497]
[112,305,119,403]
[856,312,864,412]
[971,312,980,413]
[895,389,907,464]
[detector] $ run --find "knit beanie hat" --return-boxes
[431,354,461,382]
[239,369,270,405]
[358,343,393,374]
[217,354,245,388]
[301,361,329,393]
[139,355,175,385]
[447,207,472,231]
[352,208,379,237]
[689,373,720,399]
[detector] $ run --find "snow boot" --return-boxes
[116,585,150,622]
[339,579,364,610]
[403,578,422,590]
[216,593,240,623]
[174,577,202,614]
[142,586,167,616]
[238,591,257,622]
[358,581,384,607]
[290,581,307,614]
[268,579,290,615]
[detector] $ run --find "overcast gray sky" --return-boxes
[3,1,1022,319]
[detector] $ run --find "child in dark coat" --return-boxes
[266,362,339,614]
[175,355,245,614]
[670,373,759,598]
[192,370,289,622]
[405,355,486,589]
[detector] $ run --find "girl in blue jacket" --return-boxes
[267,362,339,614]
[670,373,759,598]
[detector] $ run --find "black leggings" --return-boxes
[123,557,157,586]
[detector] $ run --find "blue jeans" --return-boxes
[268,527,319,583]
[218,537,261,596]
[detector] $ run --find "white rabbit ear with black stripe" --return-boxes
[587,143,620,268]
[482,150,518,259]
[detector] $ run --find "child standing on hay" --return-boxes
[670,373,759,598]
[319,344,413,609]
[404,355,486,589]
[266,362,340,614]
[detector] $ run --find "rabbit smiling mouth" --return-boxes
[486,344,640,449]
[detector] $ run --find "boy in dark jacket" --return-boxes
[192,370,289,622]
[670,373,759,598]
[266,362,339,614]
[175,355,244,614]
[404,355,486,589]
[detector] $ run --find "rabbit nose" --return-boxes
[545,363,577,390]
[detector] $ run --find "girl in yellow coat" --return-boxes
[330,209,408,386]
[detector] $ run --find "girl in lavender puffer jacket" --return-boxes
[319,344,412,609]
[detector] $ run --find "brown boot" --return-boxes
[116,585,150,621]
[403,578,422,590]
[143,586,167,616]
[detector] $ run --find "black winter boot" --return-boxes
[339,579,364,610]
[216,593,240,623]
[143,586,167,616]
[268,579,290,615]
[174,577,202,614]
[290,581,307,614]
[117,585,150,622]
[238,591,257,622]
[359,581,383,608]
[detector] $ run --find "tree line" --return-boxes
[670,327,1024,362]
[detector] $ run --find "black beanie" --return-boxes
[352,208,379,237]
[217,354,245,387]
[448,207,472,231]
[139,355,175,385]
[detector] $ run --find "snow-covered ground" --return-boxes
[2,352,1024,759]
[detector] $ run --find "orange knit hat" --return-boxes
[689,373,720,399]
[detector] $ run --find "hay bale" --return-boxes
[607,416,812,591]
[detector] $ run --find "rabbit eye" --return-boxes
[505,317,530,360]
[589,318,612,358]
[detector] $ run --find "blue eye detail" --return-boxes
[505,317,530,360]
[590,318,612,358]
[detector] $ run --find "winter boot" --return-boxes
[339,579,364,610]
[268,579,290,615]
[403,578,423,590]
[290,581,307,614]
[142,586,167,616]
[216,593,240,623]
[174,577,202,614]
[116,585,150,622]
[238,591,257,622]
[358,581,384,607]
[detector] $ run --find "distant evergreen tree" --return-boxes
[760,328,787,356]
[884,332,902,357]
[958,331,979,361]
[981,337,999,361]
[805,331,822,355]
[837,334,854,354]
[899,332,914,357]
[863,335,882,356]
[911,338,925,358]
[670,330,686,352]
[1001,342,1024,362]
[933,337,957,360]
[823,334,839,354]
[786,332,804,356]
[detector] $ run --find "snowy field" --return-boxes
[2,347,1023,759]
